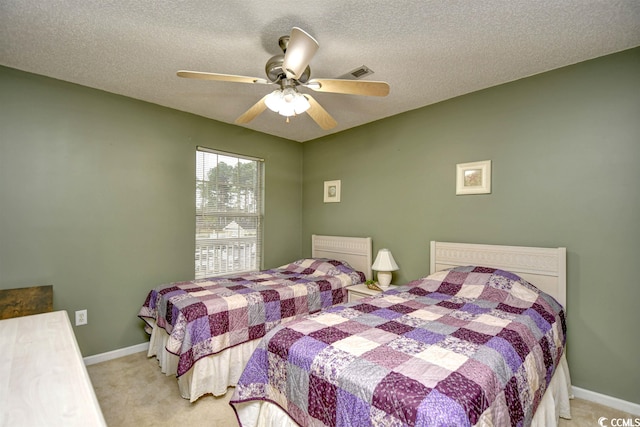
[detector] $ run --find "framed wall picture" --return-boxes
[323,180,341,203]
[456,160,492,195]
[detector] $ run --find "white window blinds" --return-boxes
[195,147,263,279]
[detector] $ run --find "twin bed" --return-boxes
[139,238,572,426]
[138,235,372,401]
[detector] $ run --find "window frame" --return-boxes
[195,146,264,279]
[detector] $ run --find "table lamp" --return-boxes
[371,248,399,290]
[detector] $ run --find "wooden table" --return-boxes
[0,310,106,426]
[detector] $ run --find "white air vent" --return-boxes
[342,65,374,80]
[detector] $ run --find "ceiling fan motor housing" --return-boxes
[265,54,311,83]
[265,34,311,83]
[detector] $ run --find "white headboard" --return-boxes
[312,235,373,280]
[430,241,567,309]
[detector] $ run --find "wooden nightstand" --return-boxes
[347,283,383,302]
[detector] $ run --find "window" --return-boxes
[195,147,263,279]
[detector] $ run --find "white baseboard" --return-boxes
[83,342,149,366]
[573,386,640,416]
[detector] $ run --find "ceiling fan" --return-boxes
[177,27,390,130]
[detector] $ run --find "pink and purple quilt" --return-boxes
[138,258,365,377]
[231,266,567,427]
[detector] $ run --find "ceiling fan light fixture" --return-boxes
[265,88,310,117]
[278,102,296,117]
[282,87,297,103]
[293,93,310,114]
[265,90,283,113]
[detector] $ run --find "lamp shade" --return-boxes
[283,27,319,79]
[371,249,399,272]
[264,90,283,112]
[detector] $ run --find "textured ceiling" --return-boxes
[1,1,639,142]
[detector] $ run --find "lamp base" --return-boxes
[377,271,392,290]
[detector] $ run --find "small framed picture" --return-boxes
[456,160,491,195]
[323,180,341,203]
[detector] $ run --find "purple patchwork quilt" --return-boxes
[231,266,567,427]
[138,258,365,377]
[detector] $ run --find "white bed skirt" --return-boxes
[146,320,261,402]
[233,353,573,427]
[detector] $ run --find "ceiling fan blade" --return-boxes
[235,95,269,124]
[283,27,319,80]
[177,70,269,85]
[304,95,337,130]
[306,79,390,97]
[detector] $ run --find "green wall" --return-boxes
[0,66,303,356]
[302,48,640,404]
[1,47,638,406]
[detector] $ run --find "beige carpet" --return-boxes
[87,351,635,427]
